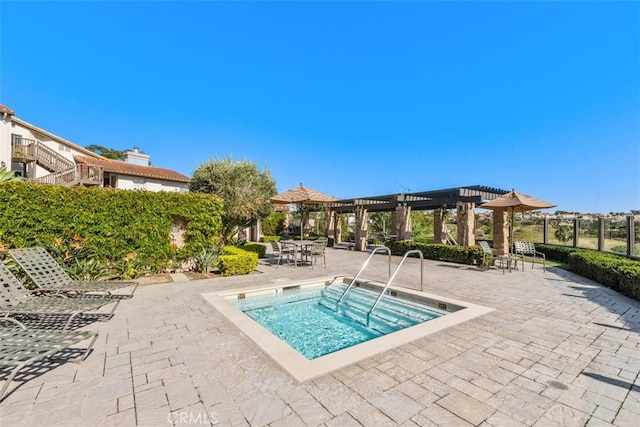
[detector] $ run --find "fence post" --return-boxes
[598,217,605,252]
[543,217,549,244]
[573,217,579,248]
[627,215,636,257]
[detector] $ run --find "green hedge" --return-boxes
[524,243,640,301]
[241,243,266,258]
[567,251,640,300]
[385,240,483,265]
[218,246,259,276]
[533,244,575,264]
[259,236,281,243]
[0,182,223,271]
[383,239,639,301]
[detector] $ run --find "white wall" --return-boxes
[0,114,11,168]
[113,175,188,192]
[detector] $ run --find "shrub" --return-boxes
[260,236,281,243]
[67,258,111,281]
[261,212,287,236]
[217,246,258,276]
[534,243,575,263]
[241,243,267,258]
[567,251,640,300]
[109,252,150,280]
[385,240,483,265]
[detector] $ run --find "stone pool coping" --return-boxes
[202,276,494,382]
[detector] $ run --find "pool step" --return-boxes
[319,284,440,332]
[322,285,441,321]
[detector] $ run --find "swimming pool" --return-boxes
[233,283,447,359]
[203,276,493,381]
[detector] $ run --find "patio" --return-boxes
[1,246,638,426]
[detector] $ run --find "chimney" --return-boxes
[124,146,150,166]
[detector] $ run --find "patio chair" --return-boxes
[0,325,98,401]
[0,261,120,330]
[477,241,518,274]
[270,241,293,268]
[477,241,494,270]
[9,247,138,298]
[514,241,546,272]
[304,239,327,269]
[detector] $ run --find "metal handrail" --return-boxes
[337,246,391,304]
[366,249,424,324]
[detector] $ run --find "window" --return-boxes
[133,177,146,190]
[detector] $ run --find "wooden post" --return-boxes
[573,218,579,248]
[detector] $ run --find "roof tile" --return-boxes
[75,156,190,183]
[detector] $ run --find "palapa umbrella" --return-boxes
[270,183,338,240]
[479,189,556,254]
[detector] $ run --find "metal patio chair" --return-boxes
[0,261,120,330]
[304,238,327,269]
[514,241,546,272]
[270,241,294,268]
[10,247,138,298]
[477,241,519,274]
[0,325,98,401]
[477,241,495,270]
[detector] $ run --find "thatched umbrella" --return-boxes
[270,183,337,240]
[479,189,556,253]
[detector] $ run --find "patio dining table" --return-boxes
[280,240,315,267]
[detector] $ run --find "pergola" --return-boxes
[323,185,511,251]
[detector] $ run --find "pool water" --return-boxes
[233,284,447,359]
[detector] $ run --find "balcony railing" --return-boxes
[35,165,102,187]
[11,136,37,163]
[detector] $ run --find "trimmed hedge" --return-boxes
[533,243,575,264]
[385,240,483,265]
[241,243,267,258]
[259,236,281,243]
[218,246,259,276]
[567,251,640,300]
[526,243,640,301]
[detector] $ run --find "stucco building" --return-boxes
[0,105,189,192]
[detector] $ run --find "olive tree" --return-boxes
[190,157,277,243]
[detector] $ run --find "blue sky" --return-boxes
[1,1,638,214]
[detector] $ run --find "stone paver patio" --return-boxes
[1,246,639,426]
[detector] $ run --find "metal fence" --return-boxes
[477,214,638,259]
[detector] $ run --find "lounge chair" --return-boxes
[0,261,120,330]
[514,241,546,272]
[9,247,138,298]
[0,325,98,401]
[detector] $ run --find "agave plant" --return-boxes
[192,246,222,273]
[0,166,21,182]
